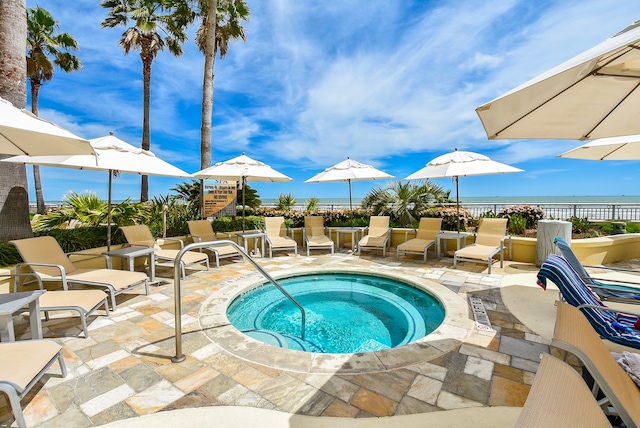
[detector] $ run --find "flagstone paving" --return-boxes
[0,250,552,427]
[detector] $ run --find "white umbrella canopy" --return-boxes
[304,157,394,213]
[405,149,523,231]
[476,21,640,140]
[0,97,95,156]
[2,133,191,248]
[557,134,640,160]
[191,153,293,230]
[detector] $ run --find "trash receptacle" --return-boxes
[611,221,627,235]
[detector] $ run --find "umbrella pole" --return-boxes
[242,176,246,232]
[348,179,353,227]
[107,170,113,251]
[200,179,205,220]
[455,176,460,233]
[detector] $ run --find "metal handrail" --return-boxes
[171,239,306,363]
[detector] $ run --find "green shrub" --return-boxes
[0,242,22,267]
[507,215,527,236]
[500,205,545,228]
[568,216,592,234]
[421,207,471,231]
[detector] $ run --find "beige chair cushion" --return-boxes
[0,340,61,392]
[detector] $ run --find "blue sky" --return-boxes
[21,0,640,202]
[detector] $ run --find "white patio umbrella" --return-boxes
[305,157,394,224]
[557,134,640,160]
[0,97,95,156]
[192,153,292,231]
[2,132,191,249]
[476,20,640,140]
[405,149,523,232]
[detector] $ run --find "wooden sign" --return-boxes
[204,181,237,217]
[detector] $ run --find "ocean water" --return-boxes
[262,195,640,206]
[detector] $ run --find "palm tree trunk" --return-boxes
[30,80,46,214]
[0,0,34,240]
[140,52,152,202]
[200,0,217,170]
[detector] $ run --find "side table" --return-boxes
[237,231,266,257]
[335,227,363,251]
[103,246,156,281]
[0,290,45,341]
[436,231,472,259]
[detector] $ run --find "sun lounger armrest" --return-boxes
[501,236,512,260]
[160,237,184,248]
[187,234,203,244]
[576,303,640,318]
[216,232,233,239]
[67,252,110,268]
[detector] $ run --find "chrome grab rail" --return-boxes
[171,240,306,363]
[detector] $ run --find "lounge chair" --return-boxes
[453,217,509,274]
[11,274,109,339]
[357,216,390,257]
[514,353,611,428]
[303,216,334,256]
[120,225,210,278]
[0,339,67,428]
[554,236,640,303]
[537,253,640,350]
[186,220,244,267]
[263,217,297,258]
[397,217,442,262]
[11,236,148,311]
[552,301,640,427]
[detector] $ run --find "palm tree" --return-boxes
[362,180,451,227]
[101,0,194,202]
[27,6,82,215]
[194,0,249,169]
[0,0,33,241]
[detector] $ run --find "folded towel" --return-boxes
[612,351,640,387]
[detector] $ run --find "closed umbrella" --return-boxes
[405,148,523,232]
[2,132,191,249]
[0,96,95,156]
[557,134,640,160]
[476,20,640,140]
[192,153,292,231]
[305,157,394,226]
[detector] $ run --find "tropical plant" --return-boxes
[172,179,202,216]
[276,193,296,211]
[362,180,452,227]
[0,0,33,241]
[193,0,250,170]
[32,191,148,232]
[236,182,261,209]
[101,0,193,201]
[26,6,82,214]
[306,196,319,212]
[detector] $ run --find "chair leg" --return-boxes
[0,385,27,428]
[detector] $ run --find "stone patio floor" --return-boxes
[0,250,555,427]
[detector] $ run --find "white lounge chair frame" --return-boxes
[0,339,67,428]
[453,217,510,274]
[397,217,442,262]
[264,217,298,258]
[187,220,244,267]
[120,225,210,278]
[303,216,334,256]
[11,236,148,311]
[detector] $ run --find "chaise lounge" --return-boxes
[187,220,244,267]
[397,217,442,262]
[453,217,508,274]
[11,236,148,311]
